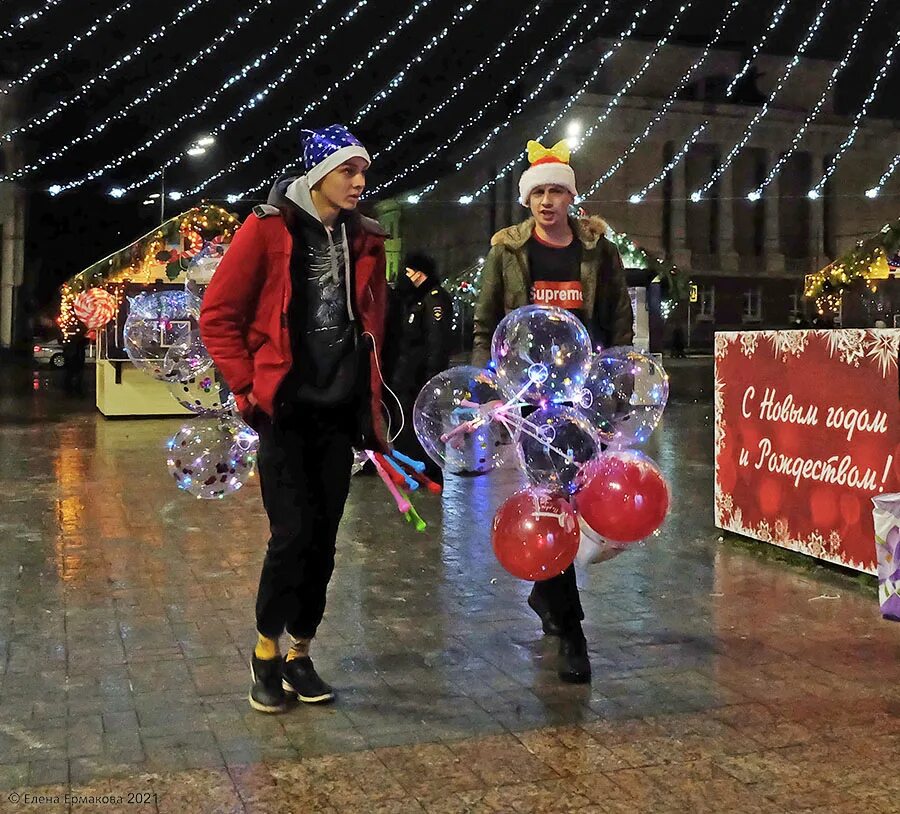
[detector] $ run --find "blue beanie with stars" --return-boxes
[301,125,371,188]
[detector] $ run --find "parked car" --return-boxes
[33,340,96,368]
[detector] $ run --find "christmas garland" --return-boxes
[805,217,900,313]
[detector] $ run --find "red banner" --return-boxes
[714,329,900,574]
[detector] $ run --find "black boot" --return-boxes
[282,657,335,704]
[558,631,591,684]
[527,588,562,636]
[249,654,288,713]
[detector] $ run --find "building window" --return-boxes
[789,293,801,319]
[697,285,715,320]
[743,287,762,323]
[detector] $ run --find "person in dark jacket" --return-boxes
[62,328,88,395]
[200,125,389,714]
[472,138,634,685]
[386,252,453,477]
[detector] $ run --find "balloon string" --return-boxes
[494,412,575,464]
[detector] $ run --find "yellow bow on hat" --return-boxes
[527,139,571,165]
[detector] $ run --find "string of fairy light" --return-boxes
[43,0,342,194]
[140,0,443,197]
[580,0,738,199]
[0,0,65,41]
[436,0,661,203]
[2,0,133,93]
[232,0,481,197]
[370,0,546,162]
[692,0,834,201]
[815,32,899,198]
[3,0,279,180]
[2,0,217,142]
[3,0,897,212]
[365,0,599,200]
[751,0,882,200]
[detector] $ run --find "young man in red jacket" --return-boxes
[200,125,388,713]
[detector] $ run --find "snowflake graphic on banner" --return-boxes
[765,330,809,360]
[740,333,759,357]
[825,329,867,367]
[866,331,900,377]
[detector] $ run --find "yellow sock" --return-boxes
[254,633,280,661]
[285,636,311,662]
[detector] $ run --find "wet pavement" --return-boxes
[0,360,898,812]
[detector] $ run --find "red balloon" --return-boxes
[491,487,579,581]
[576,451,670,543]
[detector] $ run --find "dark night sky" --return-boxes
[3,0,899,308]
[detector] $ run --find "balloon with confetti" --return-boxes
[166,416,258,500]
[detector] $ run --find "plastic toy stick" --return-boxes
[391,450,425,473]
[379,453,419,491]
[373,452,406,487]
[408,467,442,495]
[366,451,411,513]
[404,502,427,532]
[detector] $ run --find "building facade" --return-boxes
[0,91,27,353]
[382,39,900,351]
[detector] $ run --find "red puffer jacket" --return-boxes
[199,207,389,450]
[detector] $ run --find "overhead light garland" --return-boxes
[2,0,133,94]
[371,0,546,162]
[750,0,882,200]
[724,0,794,97]
[0,0,65,41]
[208,0,511,200]
[365,0,598,199]
[439,0,658,203]
[576,1,693,155]
[691,0,833,201]
[4,0,277,180]
[236,0,484,197]
[2,0,215,142]
[454,1,615,171]
[627,122,708,203]
[812,32,899,198]
[581,0,737,198]
[149,0,439,198]
[43,0,339,194]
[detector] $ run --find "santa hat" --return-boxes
[518,139,578,206]
[301,125,371,188]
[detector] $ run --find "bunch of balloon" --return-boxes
[413,305,671,579]
[122,241,257,500]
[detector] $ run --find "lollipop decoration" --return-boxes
[74,288,117,329]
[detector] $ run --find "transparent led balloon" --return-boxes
[413,365,513,476]
[491,305,591,406]
[517,404,602,495]
[124,290,201,381]
[166,416,258,500]
[578,347,669,448]
[163,329,213,382]
[168,368,235,416]
[185,242,228,300]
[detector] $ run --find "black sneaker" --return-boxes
[282,657,335,704]
[527,589,562,636]
[249,654,288,713]
[558,632,591,684]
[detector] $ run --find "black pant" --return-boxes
[532,564,584,634]
[254,404,355,639]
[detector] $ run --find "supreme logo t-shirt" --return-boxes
[527,230,584,312]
